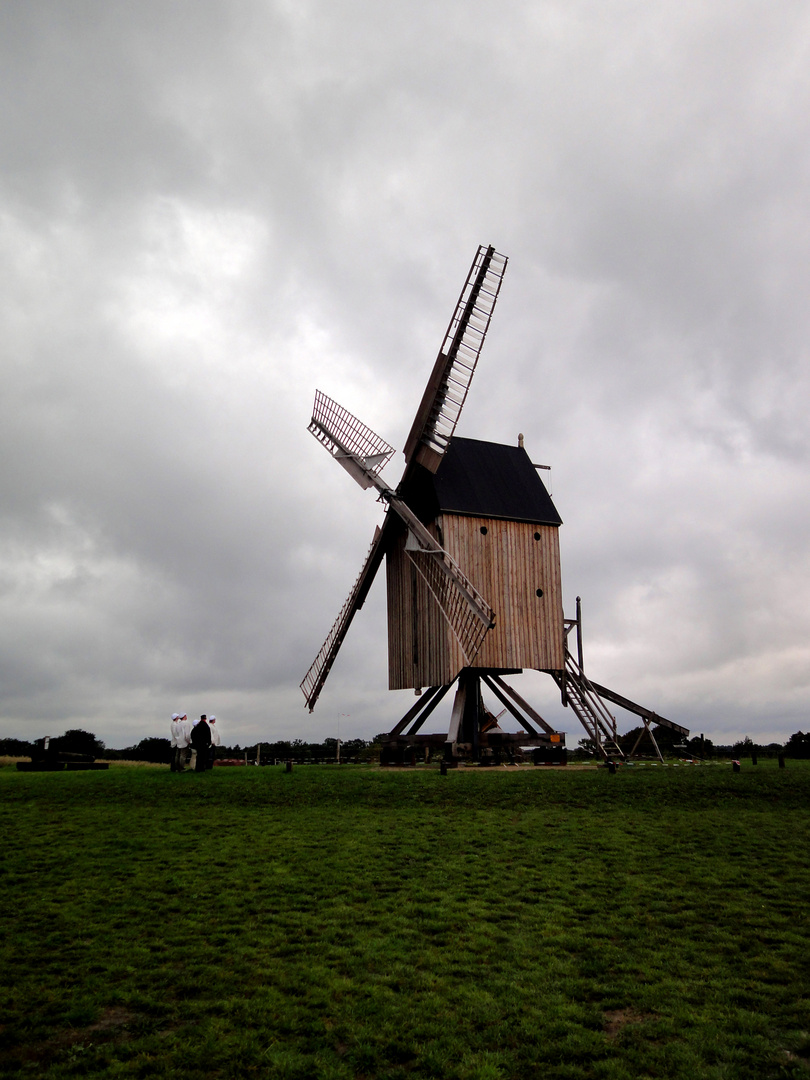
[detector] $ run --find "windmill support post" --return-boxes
[382,668,566,766]
[627,719,664,763]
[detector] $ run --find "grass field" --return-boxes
[1,761,809,1079]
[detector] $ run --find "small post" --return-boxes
[732,760,741,773]
[576,595,583,673]
[778,753,786,769]
[440,761,448,776]
[751,750,758,765]
[607,760,616,774]
[700,733,705,760]
[285,759,293,773]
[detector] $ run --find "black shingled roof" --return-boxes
[401,437,562,526]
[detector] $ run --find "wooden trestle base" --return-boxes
[380,668,567,766]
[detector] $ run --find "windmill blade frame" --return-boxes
[300,239,508,712]
[405,546,493,666]
[403,245,508,474]
[300,521,389,712]
[308,390,395,490]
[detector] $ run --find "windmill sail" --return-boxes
[405,546,493,665]
[403,245,508,473]
[301,246,507,711]
[308,390,395,490]
[300,521,389,712]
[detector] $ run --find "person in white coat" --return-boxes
[177,713,193,771]
[207,715,221,769]
[169,714,182,771]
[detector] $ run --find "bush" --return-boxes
[785,731,810,759]
[0,737,36,757]
[118,737,172,763]
[50,729,106,756]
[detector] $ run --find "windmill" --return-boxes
[300,245,688,764]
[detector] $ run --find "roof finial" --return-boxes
[518,433,524,448]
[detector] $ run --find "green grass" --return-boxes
[1,761,809,1078]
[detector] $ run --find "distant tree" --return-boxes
[686,734,713,757]
[785,731,810,759]
[733,736,755,754]
[120,737,171,763]
[341,738,368,755]
[51,729,105,756]
[618,725,687,756]
[572,737,597,759]
[617,726,645,753]
[0,737,36,757]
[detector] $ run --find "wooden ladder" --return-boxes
[552,652,625,762]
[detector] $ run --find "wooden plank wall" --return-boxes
[387,515,564,689]
[386,525,452,689]
[441,515,564,673]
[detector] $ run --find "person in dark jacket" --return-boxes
[190,715,211,772]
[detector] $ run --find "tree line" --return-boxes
[577,727,810,759]
[2,727,810,764]
[0,729,392,764]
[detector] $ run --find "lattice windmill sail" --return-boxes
[300,245,684,765]
[300,387,495,713]
[308,391,396,489]
[300,246,506,714]
[404,246,507,472]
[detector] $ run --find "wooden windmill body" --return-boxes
[301,246,688,763]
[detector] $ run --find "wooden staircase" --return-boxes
[550,651,625,762]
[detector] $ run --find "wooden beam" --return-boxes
[588,681,689,737]
[389,685,444,737]
[481,675,539,736]
[486,674,559,736]
[446,679,467,746]
[405,683,453,736]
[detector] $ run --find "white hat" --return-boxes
[209,715,216,722]
[171,713,180,720]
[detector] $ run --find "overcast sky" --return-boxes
[1,0,808,750]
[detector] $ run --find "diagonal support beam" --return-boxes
[484,674,558,736]
[388,685,450,738]
[588,681,689,738]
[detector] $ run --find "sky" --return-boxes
[1,0,808,750]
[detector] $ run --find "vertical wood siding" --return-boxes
[386,525,452,689]
[387,514,564,689]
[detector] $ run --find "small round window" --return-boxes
[480,526,488,535]
[536,588,544,598]
[534,532,541,541]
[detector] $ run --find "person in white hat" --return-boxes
[177,713,193,771]
[169,713,187,772]
[207,715,221,769]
